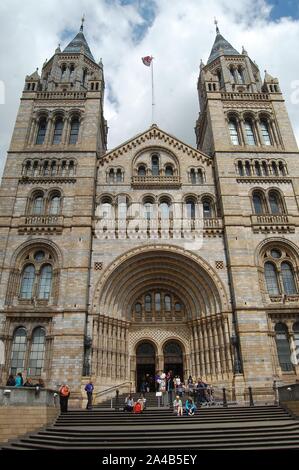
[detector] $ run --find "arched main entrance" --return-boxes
[136,341,156,392]
[163,341,183,379]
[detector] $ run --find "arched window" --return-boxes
[228,119,240,145]
[135,303,142,313]
[281,262,297,295]
[278,161,285,176]
[271,162,278,176]
[260,120,271,146]
[229,67,235,82]
[262,161,269,176]
[69,118,80,144]
[151,155,159,176]
[165,165,173,176]
[10,327,27,374]
[237,67,244,84]
[108,169,114,183]
[36,118,47,145]
[244,119,256,145]
[138,166,146,176]
[116,169,122,182]
[32,195,44,215]
[275,323,293,372]
[20,265,35,299]
[51,161,57,176]
[49,195,61,215]
[186,199,195,219]
[190,169,196,184]
[155,293,161,311]
[255,161,262,176]
[252,192,264,214]
[145,294,152,312]
[144,202,153,220]
[38,264,52,300]
[269,191,282,215]
[33,161,39,176]
[52,118,63,144]
[159,201,170,219]
[164,295,171,311]
[28,328,46,376]
[238,161,244,176]
[245,161,251,176]
[69,160,75,176]
[43,161,50,176]
[264,262,280,295]
[202,198,212,218]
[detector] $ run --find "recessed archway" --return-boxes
[136,341,157,392]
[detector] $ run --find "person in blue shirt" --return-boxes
[15,372,23,387]
[84,381,94,409]
[185,397,196,416]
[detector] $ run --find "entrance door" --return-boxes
[136,342,156,392]
[163,341,183,380]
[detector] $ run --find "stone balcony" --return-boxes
[35,91,87,100]
[251,214,295,234]
[131,175,181,188]
[18,215,64,234]
[269,294,299,304]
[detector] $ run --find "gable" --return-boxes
[98,125,213,168]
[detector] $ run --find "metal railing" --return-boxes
[93,381,132,406]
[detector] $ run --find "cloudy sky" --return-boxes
[0,0,299,178]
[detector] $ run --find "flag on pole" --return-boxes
[142,56,153,67]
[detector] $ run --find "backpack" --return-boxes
[60,386,70,397]
[134,402,142,414]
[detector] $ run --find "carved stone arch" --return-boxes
[132,145,181,177]
[10,238,63,269]
[254,237,299,267]
[93,244,229,320]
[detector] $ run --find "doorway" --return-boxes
[136,342,156,392]
[163,341,183,380]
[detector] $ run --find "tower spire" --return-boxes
[80,14,85,32]
[214,17,220,34]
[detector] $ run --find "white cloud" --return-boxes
[0,0,299,178]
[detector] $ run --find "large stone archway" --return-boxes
[91,245,233,389]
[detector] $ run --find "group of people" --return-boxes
[173,395,197,416]
[154,371,214,407]
[124,394,147,413]
[6,373,45,389]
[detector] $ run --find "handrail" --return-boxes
[94,381,132,400]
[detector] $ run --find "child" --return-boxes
[173,395,183,416]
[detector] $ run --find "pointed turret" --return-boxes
[207,28,240,65]
[63,18,95,62]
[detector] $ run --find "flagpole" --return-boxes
[151,57,155,124]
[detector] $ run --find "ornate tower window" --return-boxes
[228,118,240,145]
[10,327,27,375]
[244,119,256,145]
[20,265,35,299]
[186,198,196,220]
[151,155,159,176]
[36,118,47,145]
[38,265,53,300]
[275,323,293,372]
[69,117,80,144]
[165,165,173,176]
[138,165,146,176]
[252,191,266,214]
[260,119,271,145]
[237,67,244,84]
[262,247,298,298]
[202,197,213,218]
[268,190,283,214]
[254,161,262,176]
[32,194,44,215]
[52,117,64,144]
[28,327,46,376]
[264,261,280,295]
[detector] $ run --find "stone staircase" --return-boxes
[2,405,299,450]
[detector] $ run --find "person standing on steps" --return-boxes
[59,382,71,413]
[15,372,23,387]
[84,380,94,409]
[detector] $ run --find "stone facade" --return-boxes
[0,24,299,405]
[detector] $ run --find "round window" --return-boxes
[271,249,281,259]
[34,250,45,261]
